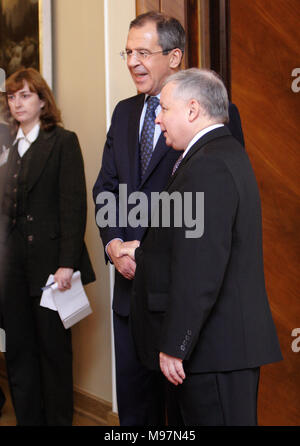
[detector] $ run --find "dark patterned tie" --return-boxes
[172,154,184,175]
[140,96,160,178]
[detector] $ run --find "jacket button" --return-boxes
[28,235,34,243]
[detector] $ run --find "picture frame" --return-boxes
[0,0,52,89]
[39,0,52,88]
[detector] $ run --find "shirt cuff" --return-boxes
[105,238,124,263]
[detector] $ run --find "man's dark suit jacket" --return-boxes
[93,95,244,317]
[131,126,282,373]
[0,125,95,296]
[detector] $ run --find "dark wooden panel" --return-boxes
[209,0,231,96]
[186,0,201,68]
[136,0,160,15]
[160,0,185,26]
[199,0,210,68]
[231,0,300,426]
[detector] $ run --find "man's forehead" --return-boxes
[126,22,159,47]
[161,82,175,98]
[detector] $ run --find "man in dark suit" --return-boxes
[93,12,245,426]
[126,68,282,425]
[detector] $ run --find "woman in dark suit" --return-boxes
[0,68,95,425]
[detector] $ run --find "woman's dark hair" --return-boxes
[5,68,62,131]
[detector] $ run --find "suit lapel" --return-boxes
[165,126,232,190]
[26,127,57,192]
[126,94,174,190]
[139,132,171,188]
[128,94,145,190]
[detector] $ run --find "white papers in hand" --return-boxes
[40,271,92,329]
[40,274,57,311]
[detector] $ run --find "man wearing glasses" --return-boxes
[93,11,244,426]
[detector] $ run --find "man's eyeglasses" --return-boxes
[120,48,174,61]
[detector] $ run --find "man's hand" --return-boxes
[54,267,74,291]
[119,240,140,260]
[159,352,186,386]
[107,239,140,280]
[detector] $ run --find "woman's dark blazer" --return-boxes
[1,125,95,296]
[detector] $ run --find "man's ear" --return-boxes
[169,49,183,69]
[187,99,200,122]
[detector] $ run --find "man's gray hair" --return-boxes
[165,68,229,123]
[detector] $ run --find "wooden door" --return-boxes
[231,0,300,425]
[136,0,300,426]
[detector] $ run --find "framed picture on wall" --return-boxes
[0,0,52,88]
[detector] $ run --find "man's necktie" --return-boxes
[140,96,160,178]
[172,154,184,175]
